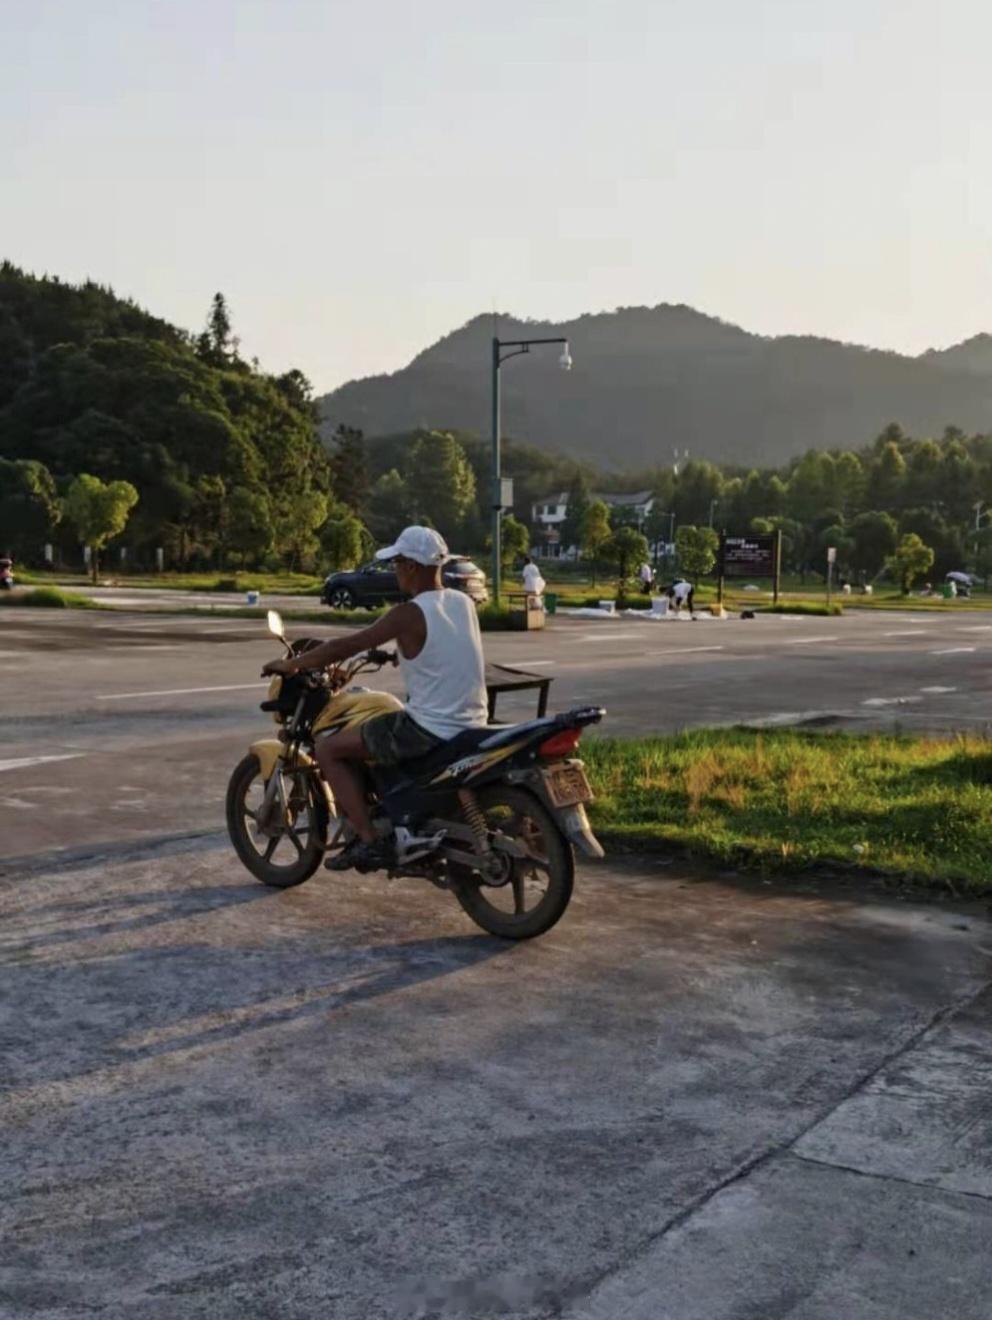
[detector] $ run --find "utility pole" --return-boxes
[490,335,572,603]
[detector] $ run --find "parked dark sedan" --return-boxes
[321,557,489,610]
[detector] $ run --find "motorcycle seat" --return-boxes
[377,719,544,786]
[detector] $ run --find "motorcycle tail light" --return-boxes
[538,728,582,758]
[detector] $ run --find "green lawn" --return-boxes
[584,730,992,893]
[0,587,517,631]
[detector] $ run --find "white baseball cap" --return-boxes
[375,525,449,566]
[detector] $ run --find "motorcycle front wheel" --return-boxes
[226,754,328,888]
[454,786,574,940]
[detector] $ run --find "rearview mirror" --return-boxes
[266,609,285,640]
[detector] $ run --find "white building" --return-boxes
[530,489,656,558]
[593,490,655,526]
[530,492,569,557]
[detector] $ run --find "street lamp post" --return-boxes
[491,335,571,604]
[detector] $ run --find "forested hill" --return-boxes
[319,305,992,469]
[0,262,332,566]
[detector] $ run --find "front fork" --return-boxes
[250,737,336,837]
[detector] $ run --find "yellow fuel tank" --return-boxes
[311,687,403,738]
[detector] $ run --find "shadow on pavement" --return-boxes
[2,930,510,1094]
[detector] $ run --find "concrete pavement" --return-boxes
[2,837,990,1318]
[1,604,992,1317]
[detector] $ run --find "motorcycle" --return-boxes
[225,610,605,939]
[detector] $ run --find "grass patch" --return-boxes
[759,602,844,616]
[583,729,992,893]
[0,586,98,609]
[55,599,516,631]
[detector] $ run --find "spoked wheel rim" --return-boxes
[240,767,317,873]
[328,588,355,609]
[472,800,555,921]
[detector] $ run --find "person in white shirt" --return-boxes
[638,561,654,594]
[521,556,546,600]
[667,577,695,618]
[263,526,487,872]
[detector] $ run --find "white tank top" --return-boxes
[400,589,488,740]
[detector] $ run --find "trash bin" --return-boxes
[544,592,558,615]
[508,593,545,630]
[942,581,956,599]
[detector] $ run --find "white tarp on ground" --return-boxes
[557,607,724,621]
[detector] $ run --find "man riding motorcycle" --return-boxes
[263,526,487,873]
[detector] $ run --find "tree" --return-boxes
[787,451,836,525]
[866,441,907,511]
[580,499,611,583]
[601,526,649,605]
[207,292,233,360]
[673,461,723,526]
[674,525,719,580]
[227,487,274,567]
[935,442,976,524]
[367,469,413,542]
[328,424,370,514]
[974,526,992,588]
[905,439,942,507]
[62,473,139,580]
[320,507,370,571]
[887,533,934,594]
[500,514,530,568]
[559,472,591,554]
[0,457,60,557]
[899,507,964,579]
[644,504,673,568]
[812,522,853,576]
[276,486,328,571]
[404,431,476,540]
[832,451,866,517]
[849,510,898,578]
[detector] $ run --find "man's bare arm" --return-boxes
[266,603,423,674]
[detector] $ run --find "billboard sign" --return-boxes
[720,534,777,578]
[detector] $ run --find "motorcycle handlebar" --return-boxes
[366,648,398,667]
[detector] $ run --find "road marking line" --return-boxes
[507,659,555,667]
[649,646,725,656]
[931,647,976,656]
[863,696,922,707]
[920,686,958,694]
[97,682,267,701]
[0,754,85,773]
[958,625,992,632]
[784,636,839,645]
[885,630,926,637]
[578,632,644,642]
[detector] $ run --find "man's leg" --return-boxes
[315,728,375,842]
[687,588,695,618]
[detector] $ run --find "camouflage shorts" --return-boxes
[360,711,443,766]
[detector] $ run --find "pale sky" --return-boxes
[4,0,992,393]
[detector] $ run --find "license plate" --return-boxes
[542,762,593,808]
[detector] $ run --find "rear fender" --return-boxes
[505,767,605,859]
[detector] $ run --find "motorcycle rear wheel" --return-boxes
[454,786,574,940]
[226,754,327,888]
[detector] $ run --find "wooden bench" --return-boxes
[485,661,552,722]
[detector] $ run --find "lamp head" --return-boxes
[559,341,573,372]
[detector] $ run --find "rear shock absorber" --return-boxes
[457,788,490,853]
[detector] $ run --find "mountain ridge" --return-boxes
[319,305,992,469]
